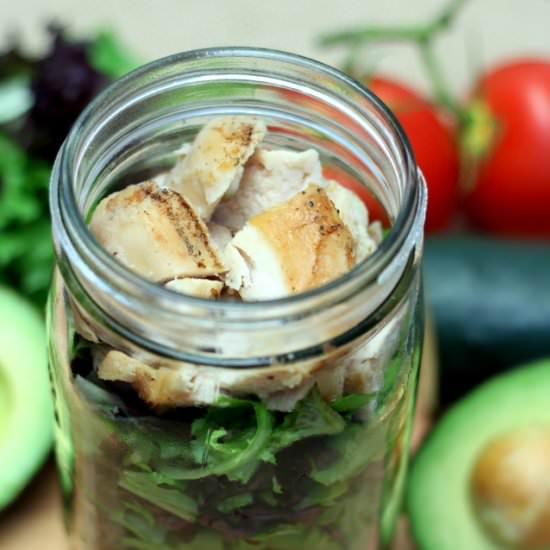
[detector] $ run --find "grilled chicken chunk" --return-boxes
[225,184,355,300]
[94,307,402,411]
[95,349,220,408]
[88,114,392,411]
[321,180,378,263]
[165,278,224,299]
[207,222,233,253]
[368,220,384,246]
[164,116,266,220]
[89,181,226,282]
[214,148,322,232]
[213,146,378,263]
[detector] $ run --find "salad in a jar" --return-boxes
[56,115,415,550]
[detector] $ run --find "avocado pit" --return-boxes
[470,427,550,548]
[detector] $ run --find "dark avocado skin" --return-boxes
[0,286,53,510]
[424,236,550,404]
[406,360,550,550]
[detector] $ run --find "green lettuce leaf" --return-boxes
[155,396,273,482]
[267,386,346,454]
[217,492,253,514]
[88,30,141,78]
[295,479,348,510]
[331,392,374,413]
[0,78,32,124]
[310,423,385,486]
[114,500,167,545]
[0,134,52,306]
[119,470,197,521]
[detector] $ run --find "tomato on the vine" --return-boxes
[365,77,461,233]
[463,59,550,237]
[276,77,460,233]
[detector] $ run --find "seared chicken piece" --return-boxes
[165,278,224,299]
[151,144,192,188]
[214,148,322,232]
[94,347,321,410]
[225,184,355,300]
[213,145,378,264]
[207,222,233,253]
[94,307,402,410]
[368,220,384,245]
[164,116,266,220]
[320,180,378,263]
[262,380,316,412]
[223,243,251,296]
[96,347,333,410]
[89,181,225,282]
[88,112,391,411]
[95,349,220,407]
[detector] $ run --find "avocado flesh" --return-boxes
[406,360,550,550]
[0,286,53,509]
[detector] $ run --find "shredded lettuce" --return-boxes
[156,397,273,482]
[120,470,198,521]
[114,500,166,545]
[217,493,253,514]
[331,392,374,413]
[79,375,380,547]
[310,423,386,486]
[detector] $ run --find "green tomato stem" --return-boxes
[418,42,467,122]
[319,0,470,121]
[319,25,426,47]
[428,0,469,35]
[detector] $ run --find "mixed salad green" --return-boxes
[0,136,51,304]
[0,26,138,307]
[62,339,408,550]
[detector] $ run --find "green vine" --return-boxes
[319,0,469,122]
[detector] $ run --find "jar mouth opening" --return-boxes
[52,46,424,322]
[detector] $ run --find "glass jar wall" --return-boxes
[48,48,426,550]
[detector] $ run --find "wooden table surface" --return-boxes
[0,460,66,550]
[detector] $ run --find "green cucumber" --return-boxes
[424,236,550,404]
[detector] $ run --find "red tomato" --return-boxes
[366,77,460,233]
[463,60,550,237]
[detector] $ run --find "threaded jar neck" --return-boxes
[50,47,426,365]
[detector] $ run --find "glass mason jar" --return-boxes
[48,48,426,550]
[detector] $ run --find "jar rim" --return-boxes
[52,47,422,312]
[50,47,426,366]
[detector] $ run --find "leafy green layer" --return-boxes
[79,376,383,548]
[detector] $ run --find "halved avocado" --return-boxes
[0,286,53,509]
[407,359,550,550]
